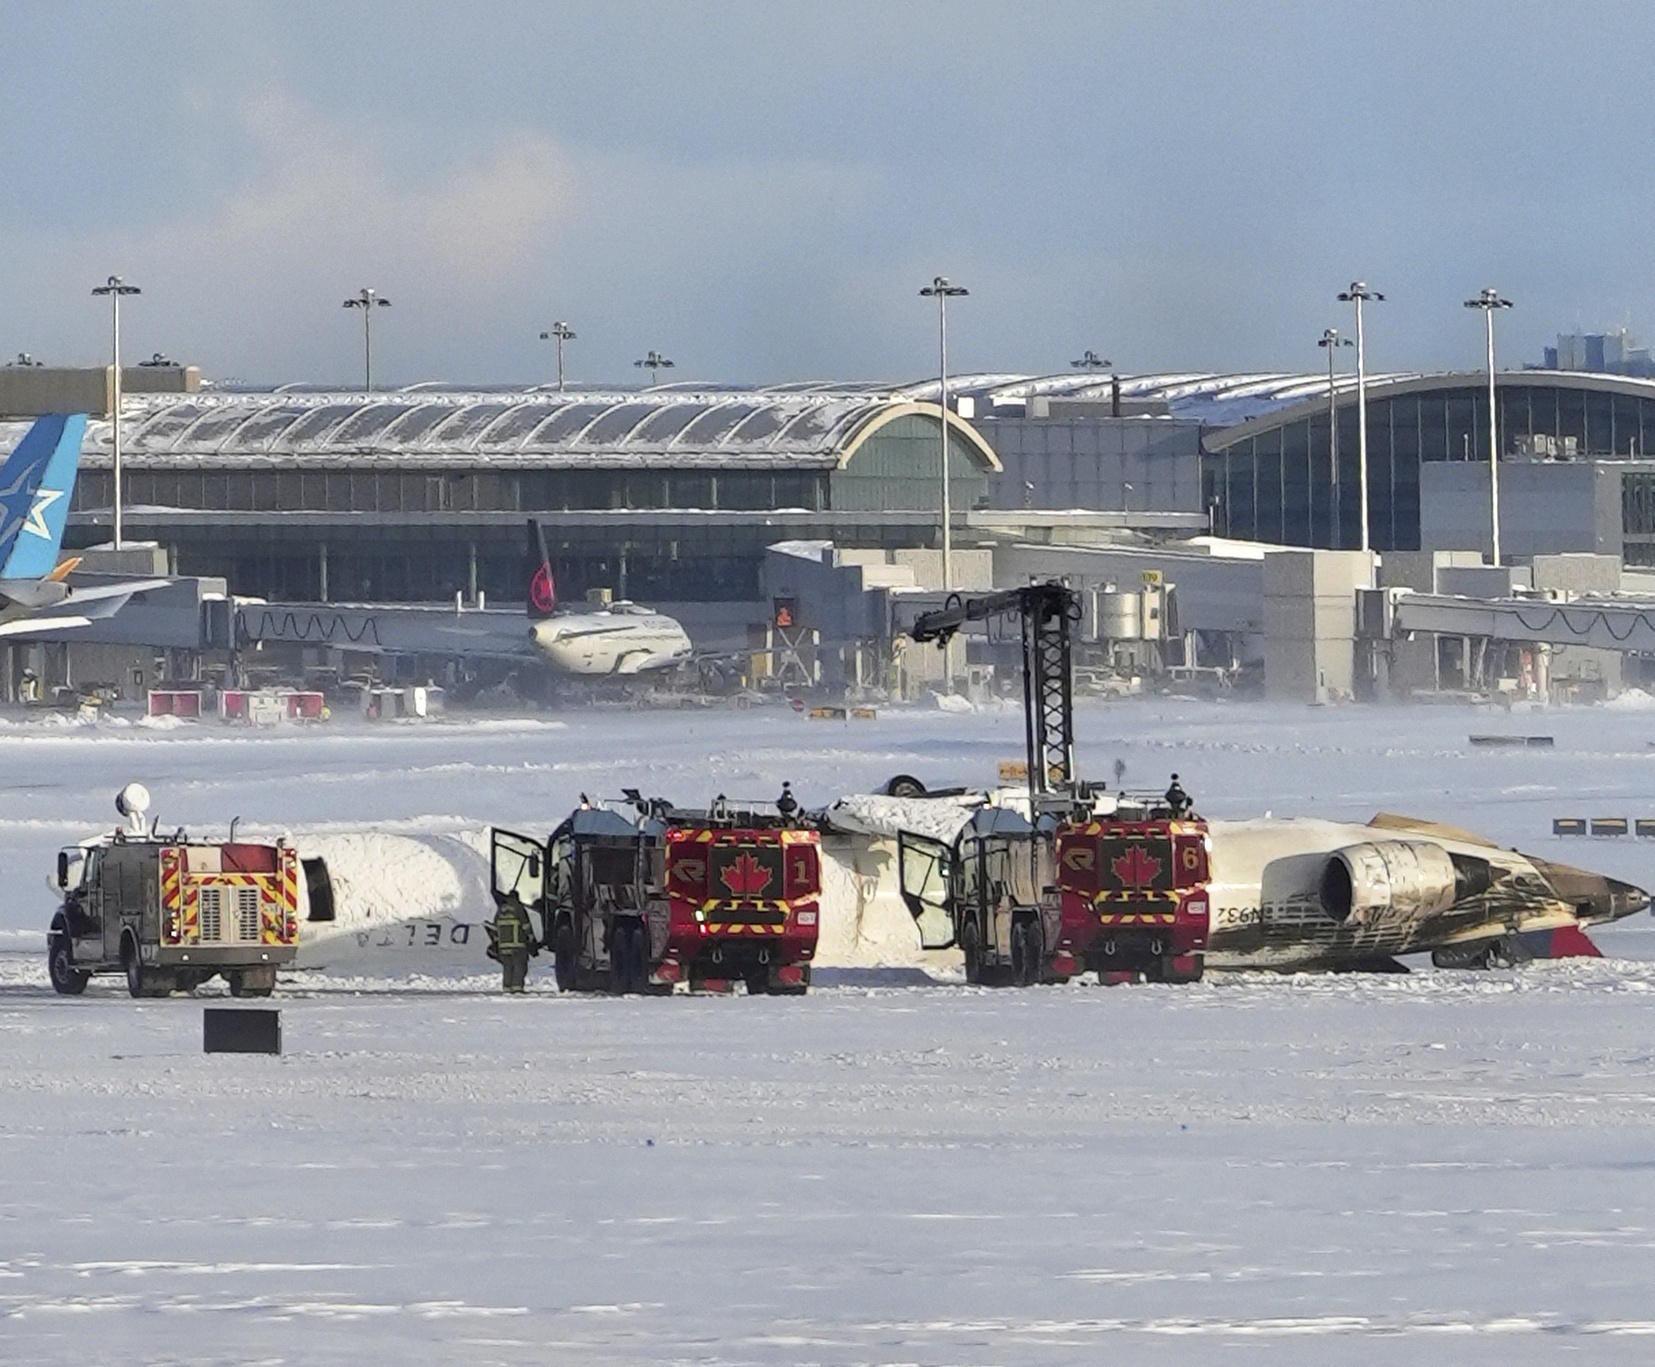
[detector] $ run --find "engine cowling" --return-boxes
[1318,841,1462,925]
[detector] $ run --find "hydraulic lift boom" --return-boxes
[910,583,1082,804]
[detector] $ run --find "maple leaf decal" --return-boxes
[1110,845,1162,890]
[719,851,773,897]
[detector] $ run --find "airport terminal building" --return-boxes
[22,365,1655,615]
[61,386,1000,604]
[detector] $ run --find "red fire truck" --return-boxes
[491,792,822,994]
[1052,802,1210,982]
[908,585,1211,987]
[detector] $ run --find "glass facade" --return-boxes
[67,412,994,605]
[1203,382,1655,550]
[76,467,831,516]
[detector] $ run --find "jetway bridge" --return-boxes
[1381,591,1655,654]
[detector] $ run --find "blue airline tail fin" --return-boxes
[0,413,86,580]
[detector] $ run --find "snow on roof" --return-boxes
[68,388,917,470]
[913,371,1421,425]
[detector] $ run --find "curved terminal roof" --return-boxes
[1200,369,1655,449]
[900,371,1420,427]
[43,369,1651,473]
[73,388,1000,472]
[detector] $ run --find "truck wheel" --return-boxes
[615,921,647,995]
[553,921,577,991]
[744,970,769,996]
[124,942,171,998]
[125,942,147,998]
[961,922,985,986]
[1010,916,1043,988]
[767,965,810,996]
[48,934,90,995]
[1159,953,1204,985]
[229,970,275,998]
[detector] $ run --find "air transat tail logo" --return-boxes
[719,852,773,897]
[1111,845,1162,889]
[529,564,556,614]
[23,486,61,540]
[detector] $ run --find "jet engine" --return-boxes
[1318,841,1467,925]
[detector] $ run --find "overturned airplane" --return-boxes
[825,788,1649,978]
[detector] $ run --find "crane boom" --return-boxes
[910,583,1081,801]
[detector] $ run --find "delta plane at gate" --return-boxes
[524,520,692,676]
[0,414,167,636]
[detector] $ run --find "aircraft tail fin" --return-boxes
[1514,924,1603,960]
[526,519,556,621]
[0,414,86,581]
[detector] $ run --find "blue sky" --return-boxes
[5,1,1651,387]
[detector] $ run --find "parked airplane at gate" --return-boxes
[524,519,692,676]
[0,414,167,637]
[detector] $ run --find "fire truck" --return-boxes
[907,584,1212,985]
[895,801,1060,986]
[1052,799,1209,982]
[47,784,301,998]
[490,790,822,994]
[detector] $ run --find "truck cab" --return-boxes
[490,793,821,995]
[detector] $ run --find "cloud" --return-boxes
[4,86,882,384]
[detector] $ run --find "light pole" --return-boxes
[920,275,968,592]
[1336,281,1384,552]
[1072,348,1123,417]
[1317,328,1352,547]
[634,350,674,386]
[539,322,576,392]
[91,274,141,548]
[342,288,391,393]
[1464,288,1514,565]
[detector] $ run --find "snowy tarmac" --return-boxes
[5,698,1655,1362]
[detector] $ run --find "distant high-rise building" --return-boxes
[1533,328,1655,377]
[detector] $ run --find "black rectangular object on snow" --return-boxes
[203,1008,282,1055]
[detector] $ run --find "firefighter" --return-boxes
[1164,773,1192,817]
[491,891,536,993]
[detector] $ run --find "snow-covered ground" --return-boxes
[5,698,1655,1362]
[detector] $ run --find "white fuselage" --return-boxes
[1197,816,1563,968]
[530,606,693,676]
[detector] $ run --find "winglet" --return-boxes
[0,413,87,580]
[526,519,556,621]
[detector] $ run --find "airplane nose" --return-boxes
[1532,858,1651,924]
[1608,876,1651,920]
